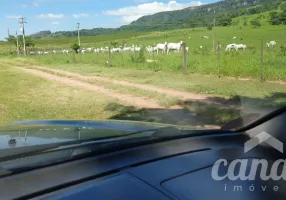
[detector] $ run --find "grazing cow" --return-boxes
[155,42,167,54]
[167,41,183,54]
[111,48,121,53]
[225,44,237,51]
[87,47,93,52]
[267,41,276,48]
[233,36,237,39]
[236,44,247,50]
[270,41,277,46]
[29,51,35,55]
[202,36,209,39]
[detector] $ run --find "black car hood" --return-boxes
[0,120,175,149]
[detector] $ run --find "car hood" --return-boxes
[0,120,178,149]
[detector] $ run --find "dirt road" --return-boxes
[17,67,168,109]
[17,66,243,110]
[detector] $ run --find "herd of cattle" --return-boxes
[28,40,279,56]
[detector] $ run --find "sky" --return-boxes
[0,0,217,40]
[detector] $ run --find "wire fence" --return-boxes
[6,38,286,82]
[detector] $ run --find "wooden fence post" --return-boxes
[108,46,112,68]
[72,50,76,64]
[218,41,221,78]
[260,38,264,82]
[182,43,187,73]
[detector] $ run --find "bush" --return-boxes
[250,20,261,28]
[207,26,213,31]
[71,43,80,53]
[131,47,146,63]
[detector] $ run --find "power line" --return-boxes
[19,17,27,56]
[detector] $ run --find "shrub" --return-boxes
[131,47,146,63]
[71,43,80,53]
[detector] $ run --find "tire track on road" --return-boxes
[16,67,173,109]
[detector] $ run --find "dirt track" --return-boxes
[29,66,209,101]
[17,67,168,109]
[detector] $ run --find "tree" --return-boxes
[269,11,281,25]
[5,35,35,51]
[218,16,232,26]
[71,43,80,53]
[188,19,199,30]
[250,20,261,28]
[280,10,286,25]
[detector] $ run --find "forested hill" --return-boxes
[128,0,284,30]
[31,0,286,38]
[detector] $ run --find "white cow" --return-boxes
[202,36,209,39]
[233,36,237,39]
[267,41,276,47]
[94,48,100,53]
[87,47,93,52]
[30,51,35,55]
[225,44,238,51]
[111,48,121,53]
[43,51,49,55]
[155,42,167,54]
[167,41,183,54]
[236,44,247,50]
[122,47,132,52]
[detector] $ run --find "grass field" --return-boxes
[0,58,121,124]
[1,25,286,81]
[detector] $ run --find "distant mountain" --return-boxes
[128,0,282,29]
[30,0,285,38]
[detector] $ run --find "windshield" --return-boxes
[0,0,285,150]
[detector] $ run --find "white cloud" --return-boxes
[103,1,203,23]
[51,21,59,25]
[20,4,28,8]
[72,13,89,19]
[37,13,65,19]
[5,15,22,19]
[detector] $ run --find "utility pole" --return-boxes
[77,23,81,47]
[19,17,27,56]
[7,28,12,54]
[16,31,20,56]
[213,10,216,51]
